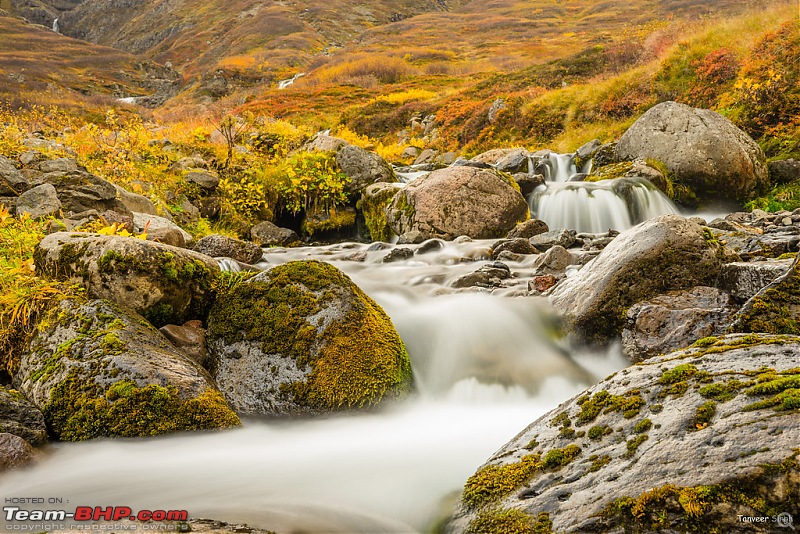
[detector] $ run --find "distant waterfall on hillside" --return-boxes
[52,18,59,33]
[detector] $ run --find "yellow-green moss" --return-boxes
[301,209,357,238]
[357,186,399,242]
[44,372,240,441]
[466,508,553,534]
[575,389,645,426]
[731,259,800,335]
[588,425,612,440]
[693,401,717,428]
[743,368,800,412]
[633,419,652,434]
[623,434,649,459]
[588,454,612,472]
[209,260,412,411]
[586,161,634,181]
[463,445,581,510]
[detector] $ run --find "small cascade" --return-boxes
[278,73,305,89]
[52,18,59,33]
[530,177,679,234]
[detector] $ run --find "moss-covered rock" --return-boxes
[300,207,357,239]
[446,334,800,533]
[386,166,529,240]
[358,182,404,242]
[730,254,800,335]
[34,232,219,327]
[549,215,723,343]
[14,299,240,441]
[207,260,413,416]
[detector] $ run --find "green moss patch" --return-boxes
[732,259,800,335]
[466,508,553,534]
[575,389,645,426]
[44,371,240,441]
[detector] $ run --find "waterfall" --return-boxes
[278,73,305,89]
[530,176,679,234]
[52,18,59,33]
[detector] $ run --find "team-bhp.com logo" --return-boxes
[4,507,189,522]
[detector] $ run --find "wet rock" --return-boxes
[417,239,445,255]
[15,299,239,441]
[383,247,414,263]
[387,166,529,240]
[447,334,800,534]
[550,215,723,342]
[359,182,403,242]
[615,101,768,201]
[250,221,299,247]
[530,274,558,293]
[206,261,413,416]
[0,433,36,471]
[622,286,736,362]
[343,251,367,262]
[0,387,47,445]
[532,245,573,275]
[35,232,219,326]
[195,234,263,265]
[513,173,545,197]
[15,183,61,220]
[451,262,511,289]
[507,219,549,239]
[529,229,576,251]
[494,149,530,174]
[491,238,539,259]
[160,323,208,365]
[718,260,793,303]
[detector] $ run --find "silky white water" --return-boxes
[0,243,627,533]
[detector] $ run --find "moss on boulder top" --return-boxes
[207,260,413,416]
[14,299,240,441]
[447,334,800,534]
[34,232,219,327]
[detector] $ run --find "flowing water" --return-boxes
[0,241,628,533]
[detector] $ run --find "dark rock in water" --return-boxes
[185,170,220,191]
[195,234,263,265]
[387,166,529,240]
[15,183,61,220]
[550,215,723,342]
[507,219,549,239]
[491,238,539,259]
[718,259,793,303]
[730,255,800,334]
[35,232,219,326]
[447,334,800,534]
[0,387,48,446]
[591,142,617,169]
[360,182,403,243]
[513,173,545,197]
[451,262,511,289]
[417,239,445,254]
[623,160,670,194]
[250,221,299,247]
[529,229,576,251]
[160,323,208,366]
[0,155,30,195]
[15,299,239,441]
[768,158,800,185]
[494,149,530,174]
[622,286,736,362]
[367,241,392,251]
[0,433,36,471]
[383,247,414,263]
[207,261,412,416]
[615,101,768,202]
[343,250,367,262]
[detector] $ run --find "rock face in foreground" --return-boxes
[207,261,413,416]
[15,299,240,441]
[386,166,529,240]
[34,233,219,326]
[615,101,768,201]
[550,215,723,342]
[447,334,800,534]
[0,387,48,446]
[730,254,800,335]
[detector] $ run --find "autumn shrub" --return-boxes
[686,48,740,108]
[313,55,417,86]
[275,151,350,216]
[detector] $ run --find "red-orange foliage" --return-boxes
[686,48,739,108]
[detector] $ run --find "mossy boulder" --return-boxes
[34,232,219,327]
[730,254,800,335]
[0,387,47,446]
[446,334,800,533]
[549,215,723,343]
[615,101,768,202]
[386,166,529,240]
[301,207,357,239]
[14,299,240,441]
[358,182,404,242]
[207,261,413,416]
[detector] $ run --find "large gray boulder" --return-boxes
[615,102,768,201]
[622,286,736,362]
[34,233,219,326]
[335,144,397,193]
[250,221,299,247]
[0,387,48,445]
[549,215,723,342]
[386,166,529,240]
[447,334,800,533]
[15,183,62,220]
[41,166,118,214]
[207,261,413,416]
[15,299,240,441]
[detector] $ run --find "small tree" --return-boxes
[214,114,250,171]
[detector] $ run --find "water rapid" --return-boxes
[0,241,628,533]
